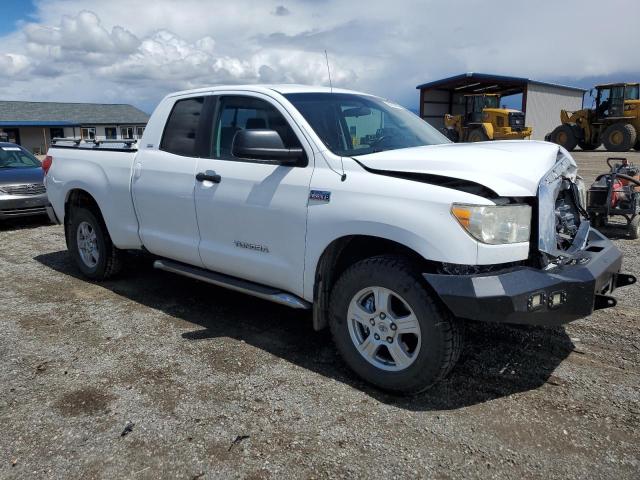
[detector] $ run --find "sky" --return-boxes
[0,0,639,114]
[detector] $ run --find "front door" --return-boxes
[132,95,213,267]
[194,93,314,296]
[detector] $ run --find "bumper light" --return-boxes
[451,203,532,244]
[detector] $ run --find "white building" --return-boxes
[0,100,149,154]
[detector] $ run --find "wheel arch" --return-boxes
[311,234,435,331]
[64,188,109,248]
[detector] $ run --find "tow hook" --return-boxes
[613,273,636,289]
[594,295,617,311]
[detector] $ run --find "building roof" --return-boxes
[0,100,149,126]
[416,72,587,95]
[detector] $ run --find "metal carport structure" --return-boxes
[416,72,587,140]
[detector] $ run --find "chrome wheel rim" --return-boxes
[76,221,99,268]
[347,286,421,372]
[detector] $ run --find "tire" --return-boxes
[629,216,640,240]
[467,128,489,142]
[578,140,600,151]
[602,123,637,152]
[634,139,640,151]
[68,207,123,280]
[329,255,462,394]
[591,213,605,229]
[550,125,577,151]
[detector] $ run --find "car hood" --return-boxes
[0,167,44,186]
[354,140,563,197]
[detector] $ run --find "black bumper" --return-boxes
[424,229,636,326]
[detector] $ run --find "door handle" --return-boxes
[196,172,221,183]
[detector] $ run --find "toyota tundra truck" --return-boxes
[43,85,636,394]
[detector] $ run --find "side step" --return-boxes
[153,259,311,310]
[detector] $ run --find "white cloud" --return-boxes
[0,0,638,112]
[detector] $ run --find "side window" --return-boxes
[212,96,301,160]
[160,97,206,156]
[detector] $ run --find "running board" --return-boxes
[153,259,311,310]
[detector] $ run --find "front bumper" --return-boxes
[0,193,50,219]
[424,229,636,326]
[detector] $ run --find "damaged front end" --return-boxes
[537,149,590,262]
[423,147,637,326]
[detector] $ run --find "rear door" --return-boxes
[193,93,314,296]
[132,95,213,267]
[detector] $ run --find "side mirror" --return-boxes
[232,129,304,165]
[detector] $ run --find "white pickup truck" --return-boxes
[44,85,635,394]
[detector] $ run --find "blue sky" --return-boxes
[0,0,638,114]
[0,0,36,36]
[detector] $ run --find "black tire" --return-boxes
[68,207,123,280]
[629,216,640,240]
[591,213,605,229]
[634,139,640,151]
[550,125,577,151]
[602,123,637,152]
[467,128,489,142]
[329,255,462,394]
[578,140,600,151]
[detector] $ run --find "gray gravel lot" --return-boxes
[1,152,639,479]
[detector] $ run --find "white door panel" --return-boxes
[132,149,203,266]
[195,159,311,295]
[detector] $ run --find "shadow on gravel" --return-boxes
[0,215,51,232]
[35,250,574,411]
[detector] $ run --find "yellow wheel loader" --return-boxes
[442,94,532,142]
[547,83,640,152]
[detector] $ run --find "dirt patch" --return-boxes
[1,151,639,479]
[54,388,115,417]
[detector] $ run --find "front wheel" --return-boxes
[329,256,462,394]
[467,128,489,142]
[68,207,123,280]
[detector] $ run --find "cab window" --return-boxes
[211,96,301,160]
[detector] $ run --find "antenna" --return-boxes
[324,50,333,93]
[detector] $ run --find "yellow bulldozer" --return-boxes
[547,83,640,152]
[442,93,532,142]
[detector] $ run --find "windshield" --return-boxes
[0,146,41,169]
[482,95,500,108]
[284,93,450,156]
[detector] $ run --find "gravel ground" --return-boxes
[1,152,639,479]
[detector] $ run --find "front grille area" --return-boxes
[508,112,525,131]
[0,206,47,217]
[2,183,46,195]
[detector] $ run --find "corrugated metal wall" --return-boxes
[422,90,450,129]
[525,83,584,140]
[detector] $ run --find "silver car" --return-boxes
[0,143,49,220]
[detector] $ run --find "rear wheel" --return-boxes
[68,207,123,280]
[550,125,577,151]
[467,128,489,142]
[329,255,462,394]
[602,123,636,152]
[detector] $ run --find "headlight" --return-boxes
[451,203,532,244]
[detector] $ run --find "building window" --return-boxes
[50,128,64,139]
[81,127,96,140]
[136,126,145,139]
[105,127,117,139]
[120,126,134,140]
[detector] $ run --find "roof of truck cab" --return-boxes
[166,84,369,98]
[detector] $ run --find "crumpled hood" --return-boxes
[354,140,562,197]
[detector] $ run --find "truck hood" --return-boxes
[354,141,562,197]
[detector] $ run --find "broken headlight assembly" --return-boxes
[451,203,532,244]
